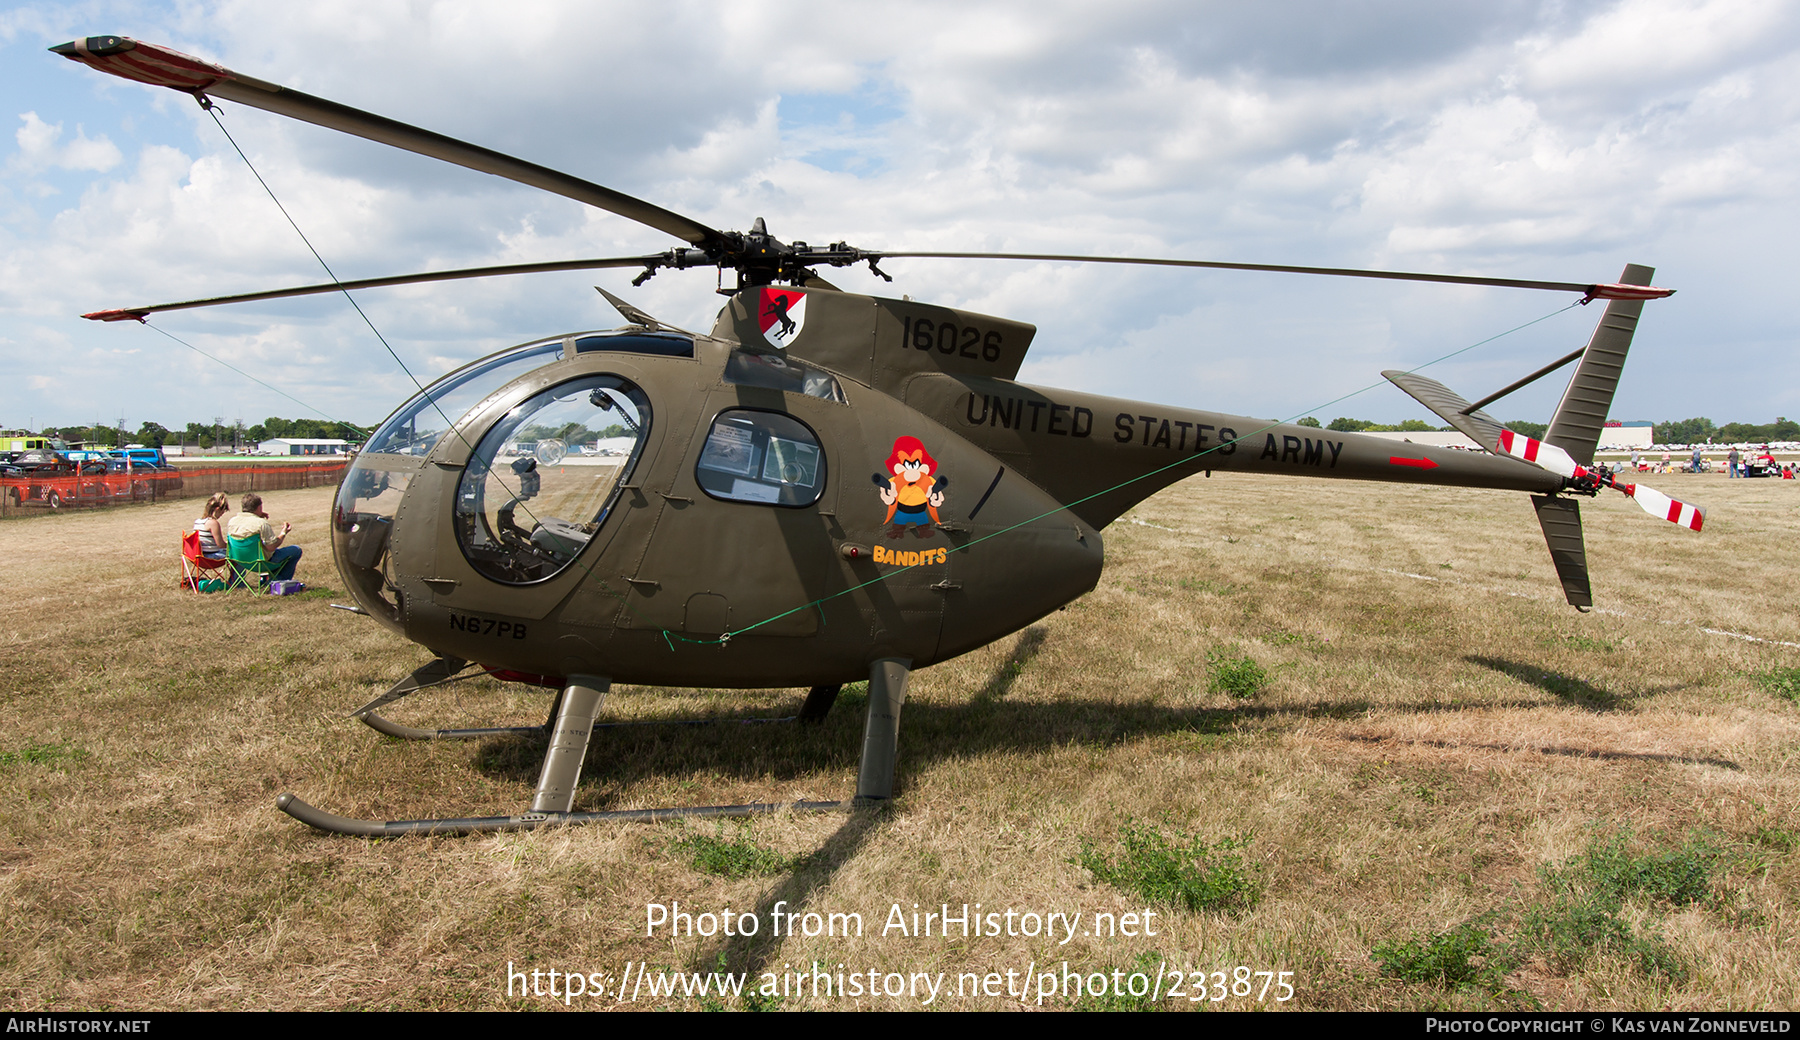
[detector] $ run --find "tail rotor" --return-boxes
[1383,264,1701,609]
[1496,429,1704,531]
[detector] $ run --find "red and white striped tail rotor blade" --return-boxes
[1627,484,1705,531]
[1494,430,1706,531]
[1495,429,1582,479]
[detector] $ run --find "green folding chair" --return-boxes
[226,533,274,591]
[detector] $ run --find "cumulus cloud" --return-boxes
[11,111,121,172]
[2,0,1797,430]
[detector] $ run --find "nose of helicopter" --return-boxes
[936,491,1105,661]
[331,457,413,633]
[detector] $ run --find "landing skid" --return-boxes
[349,659,823,740]
[275,793,851,837]
[277,663,909,836]
[359,712,551,741]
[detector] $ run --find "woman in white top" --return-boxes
[194,492,229,559]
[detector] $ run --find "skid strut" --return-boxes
[530,677,606,813]
[855,658,911,805]
[348,655,467,719]
[278,659,915,835]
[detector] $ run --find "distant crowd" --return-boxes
[1626,447,1795,479]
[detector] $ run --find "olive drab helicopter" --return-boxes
[56,36,1698,837]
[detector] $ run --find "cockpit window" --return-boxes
[574,331,694,358]
[454,375,651,585]
[723,351,845,403]
[695,410,826,507]
[363,338,565,456]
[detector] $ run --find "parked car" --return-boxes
[4,452,77,507]
[77,458,155,503]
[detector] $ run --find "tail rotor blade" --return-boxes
[1495,429,1582,480]
[1626,484,1705,531]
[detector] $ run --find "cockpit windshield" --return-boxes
[363,337,566,457]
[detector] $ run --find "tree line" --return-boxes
[1296,416,1551,438]
[33,417,366,451]
[1649,417,1800,445]
[1300,416,1799,445]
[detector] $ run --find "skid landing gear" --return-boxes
[350,658,801,740]
[277,657,914,836]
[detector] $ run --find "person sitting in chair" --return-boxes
[193,492,230,560]
[226,492,301,582]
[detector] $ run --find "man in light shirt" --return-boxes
[226,492,302,582]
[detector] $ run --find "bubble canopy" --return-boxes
[453,375,652,585]
[333,338,565,624]
[335,336,667,618]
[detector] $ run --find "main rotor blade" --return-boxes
[863,251,1674,300]
[80,254,680,322]
[51,36,726,253]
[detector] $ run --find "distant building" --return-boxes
[259,438,350,456]
[1599,422,1655,449]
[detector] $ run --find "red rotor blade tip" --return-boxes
[1629,484,1705,531]
[1588,283,1676,301]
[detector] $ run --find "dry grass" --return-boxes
[1,473,1796,1010]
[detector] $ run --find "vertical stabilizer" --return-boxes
[1532,494,1592,609]
[1544,263,1652,466]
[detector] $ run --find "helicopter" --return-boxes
[55,35,1700,837]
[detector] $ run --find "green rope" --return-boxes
[674,299,1585,646]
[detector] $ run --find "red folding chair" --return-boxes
[181,530,230,592]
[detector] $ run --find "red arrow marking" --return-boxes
[1388,456,1439,470]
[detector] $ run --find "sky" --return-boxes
[2,0,1796,435]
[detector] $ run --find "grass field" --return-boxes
[1,471,1796,1011]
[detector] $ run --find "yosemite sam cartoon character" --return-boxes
[875,435,949,539]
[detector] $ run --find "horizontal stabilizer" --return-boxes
[1380,370,1510,455]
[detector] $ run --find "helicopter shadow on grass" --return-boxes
[971,624,1047,704]
[666,644,1734,987]
[458,631,1608,803]
[685,808,890,985]
[1340,733,1739,770]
